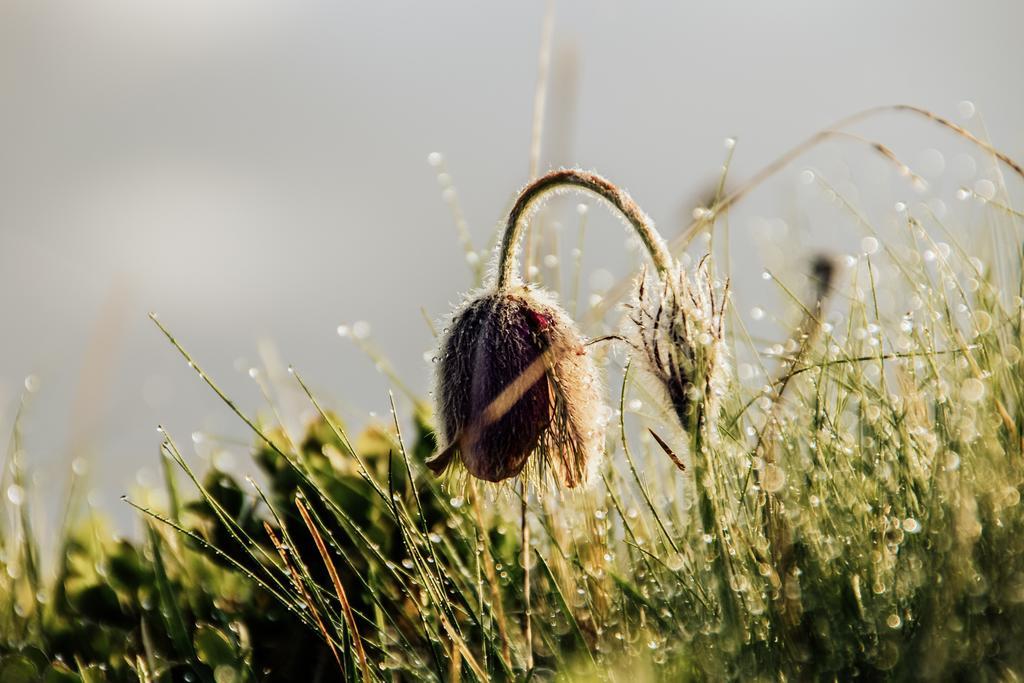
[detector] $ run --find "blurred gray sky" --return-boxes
[1,1,1022,531]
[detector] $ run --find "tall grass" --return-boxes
[2,106,1023,681]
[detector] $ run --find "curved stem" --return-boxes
[496,169,673,291]
[671,103,1024,254]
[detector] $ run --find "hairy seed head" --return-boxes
[430,286,604,487]
[628,259,729,430]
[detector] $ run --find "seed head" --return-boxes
[628,259,729,430]
[429,286,604,488]
[810,253,837,304]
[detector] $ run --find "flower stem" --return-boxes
[496,169,673,291]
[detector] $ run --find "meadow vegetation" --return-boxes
[2,105,1023,681]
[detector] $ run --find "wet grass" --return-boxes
[2,108,1024,681]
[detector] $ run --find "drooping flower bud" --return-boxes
[430,286,602,488]
[429,169,676,487]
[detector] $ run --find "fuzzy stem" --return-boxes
[496,169,673,291]
[521,482,534,671]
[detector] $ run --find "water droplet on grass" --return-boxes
[974,178,996,200]
[974,310,992,335]
[762,464,786,493]
[6,484,25,506]
[352,321,371,339]
[961,378,985,402]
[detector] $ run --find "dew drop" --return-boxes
[974,310,992,334]
[961,378,985,402]
[6,484,25,506]
[957,100,976,120]
[352,321,371,339]
[762,464,786,493]
[589,268,614,292]
[974,178,996,201]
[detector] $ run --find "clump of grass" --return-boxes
[1,105,1023,682]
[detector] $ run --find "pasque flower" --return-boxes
[430,286,600,486]
[428,169,674,487]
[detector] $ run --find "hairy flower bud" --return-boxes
[429,287,603,488]
[429,169,676,488]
